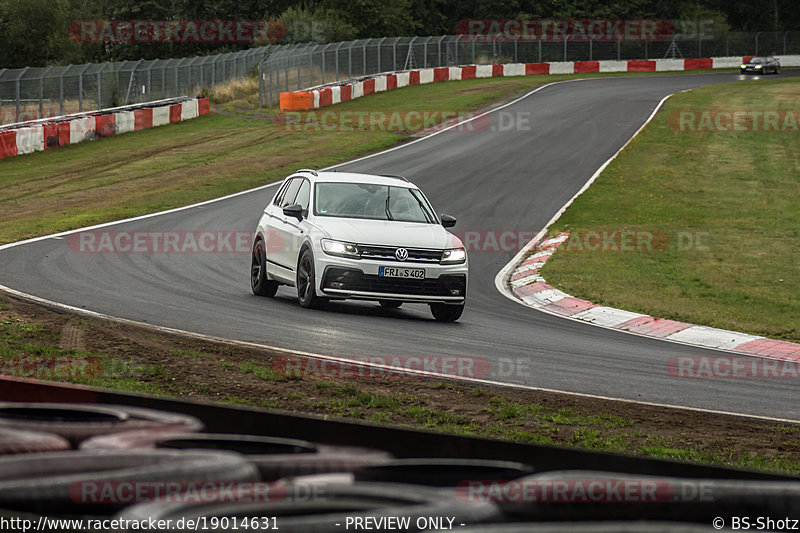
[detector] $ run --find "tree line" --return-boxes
[1,0,797,68]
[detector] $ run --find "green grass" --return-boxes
[0,68,741,245]
[238,360,287,382]
[542,77,800,342]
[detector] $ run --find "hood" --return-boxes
[315,218,462,249]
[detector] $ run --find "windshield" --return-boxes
[314,182,437,223]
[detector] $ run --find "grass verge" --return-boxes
[2,293,800,475]
[541,76,799,342]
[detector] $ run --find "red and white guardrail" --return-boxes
[0,97,210,161]
[280,55,800,111]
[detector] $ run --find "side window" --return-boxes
[294,179,311,217]
[272,179,291,207]
[280,178,302,208]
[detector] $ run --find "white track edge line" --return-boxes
[1,283,797,424]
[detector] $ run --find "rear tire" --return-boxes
[378,300,403,309]
[430,303,464,322]
[297,248,328,309]
[251,239,279,297]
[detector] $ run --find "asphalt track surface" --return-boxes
[2,71,798,420]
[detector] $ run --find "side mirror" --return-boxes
[441,214,457,228]
[283,204,303,221]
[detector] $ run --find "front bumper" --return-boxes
[319,263,467,303]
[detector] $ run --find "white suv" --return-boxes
[250,170,468,322]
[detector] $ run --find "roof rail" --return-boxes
[380,174,409,182]
[296,168,319,176]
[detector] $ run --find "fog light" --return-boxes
[330,281,344,289]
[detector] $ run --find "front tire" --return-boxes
[297,248,328,309]
[251,239,279,297]
[430,303,464,322]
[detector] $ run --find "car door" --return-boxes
[281,177,312,274]
[266,177,302,278]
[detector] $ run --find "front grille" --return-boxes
[322,268,466,297]
[358,245,443,263]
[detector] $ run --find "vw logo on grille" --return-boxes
[395,248,409,261]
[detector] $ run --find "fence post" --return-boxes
[784,31,790,54]
[309,46,314,87]
[514,39,518,63]
[377,37,385,72]
[539,39,542,62]
[362,42,367,75]
[392,39,397,70]
[755,32,761,55]
[563,35,568,61]
[424,38,428,68]
[617,36,621,60]
[39,66,52,119]
[59,67,66,114]
[726,34,730,56]
[15,67,28,122]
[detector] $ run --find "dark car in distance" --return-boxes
[740,56,780,74]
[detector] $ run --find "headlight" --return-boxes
[740,64,746,68]
[441,247,467,264]
[321,239,360,258]
[755,64,762,69]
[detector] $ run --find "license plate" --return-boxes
[379,266,425,279]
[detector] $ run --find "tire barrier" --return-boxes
[0,428,70,455]
[116,482,504,533]
[279,55,800,111]
[353,458,534,487]
[81,431,393,480]
[0,449,259,515]
[0,97,210,162]
[0,402,203,445]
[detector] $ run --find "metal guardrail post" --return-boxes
[39,66,52,119]
[59,67,67,114]
[78,64,90,112]
[377,37,385,72]
[362,42,367,75]
[15,67,28,122]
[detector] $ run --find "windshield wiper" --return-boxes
[385,187,394,220]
